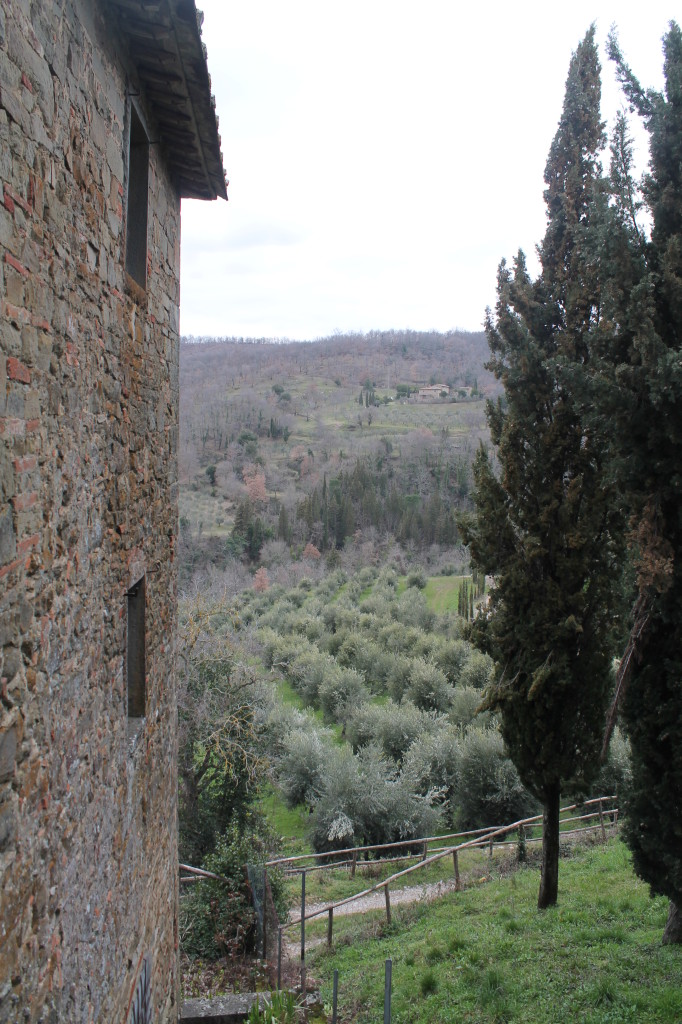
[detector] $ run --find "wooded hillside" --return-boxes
[179,329,495,585]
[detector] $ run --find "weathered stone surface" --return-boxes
[181,994,263,1024]
[0,724,16,782]
[0,0,225,1020]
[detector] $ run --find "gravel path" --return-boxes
[283,876,461,954]
[289,876,460,925]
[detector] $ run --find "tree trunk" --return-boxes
[662,901,682,944]
[538,781,561,909]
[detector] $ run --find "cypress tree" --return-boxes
[461,28,622,908]
[602,23,682,944]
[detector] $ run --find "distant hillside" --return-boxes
[178,330,496,585]
[181,329,493,395]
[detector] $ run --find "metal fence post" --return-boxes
[277,927,282,991]
[262,867,267,958]
[332,968,338,1024]
[300,870,306,993]
[327,907,334,947]
[453,849,461,890]
[384,959,392,1024]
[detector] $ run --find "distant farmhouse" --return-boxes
[417,384,450,399]
[0,1,225,1021]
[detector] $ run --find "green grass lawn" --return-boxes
[307,840,682,1024]
[424,575,465,613]
[258,783,309,855]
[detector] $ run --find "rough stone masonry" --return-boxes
[0,2,226,1021]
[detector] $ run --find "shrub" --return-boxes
[287,649,331,705]
[180,815,285,959]
[459,649,495,690]
[458,728,536,829]
[593,726,632,798]
[402,658,455,713]
[406,568,428,590]
[308,745,441,853]
[347,699,441,763]
[402,728,461,823]
[386,653,414,702]
[434,638,471,684]
[278,729,331,808]
[449,686,490,729]
[318,666,369,726]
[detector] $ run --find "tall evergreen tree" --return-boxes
[461,28,623,908]
[601,23,682,944]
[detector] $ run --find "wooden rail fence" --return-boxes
[278,796,618,964]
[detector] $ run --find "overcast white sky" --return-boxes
[179,2,674,341]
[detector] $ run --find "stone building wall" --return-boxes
[0,1,186,1020]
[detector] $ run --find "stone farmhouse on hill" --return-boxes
[0,1,226,1021]
[417,384,449,400]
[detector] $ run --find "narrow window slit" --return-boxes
[127,576,146,720]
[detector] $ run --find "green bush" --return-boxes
[347,699,441,763]
[459,649,495,690]
[180,815,286,960]
[406,568,428,590]
[449,686,489,729]
[434,638,471,684]
[279,729,332,808]
[318,666,369,725]
[593,727,632,798]
[402,728,461,823]
[308,745,441,853]
[287,649,331,705]
[386,653,415,702]
[402,658,455,713]
[458,728,536,829]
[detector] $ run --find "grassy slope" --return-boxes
[307,840,681,1024]
[424,575,463,613]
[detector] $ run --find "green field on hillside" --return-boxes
[424,575,463,613]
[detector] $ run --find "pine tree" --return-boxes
[277,504,290,543]
[461,28,622,908]
[602,22,682,944]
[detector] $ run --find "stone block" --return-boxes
[0,726,17,782]
[0,508,16,566]
[0,799,15,851]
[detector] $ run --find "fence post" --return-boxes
[351,852,357,878]
[300,870,306,994]
[332,969,339,1024]
[598,799,606,842]
[384,885,392,926]
[422,841,427,862]
[262,867,267,958]
[452,849,461,891]
[277,927,282,991]
[384,959,392,1024]
[327,908,333,948]
[488,836,493,873]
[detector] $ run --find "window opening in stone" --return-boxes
[125,102,149,288]
[127,576,146,719]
